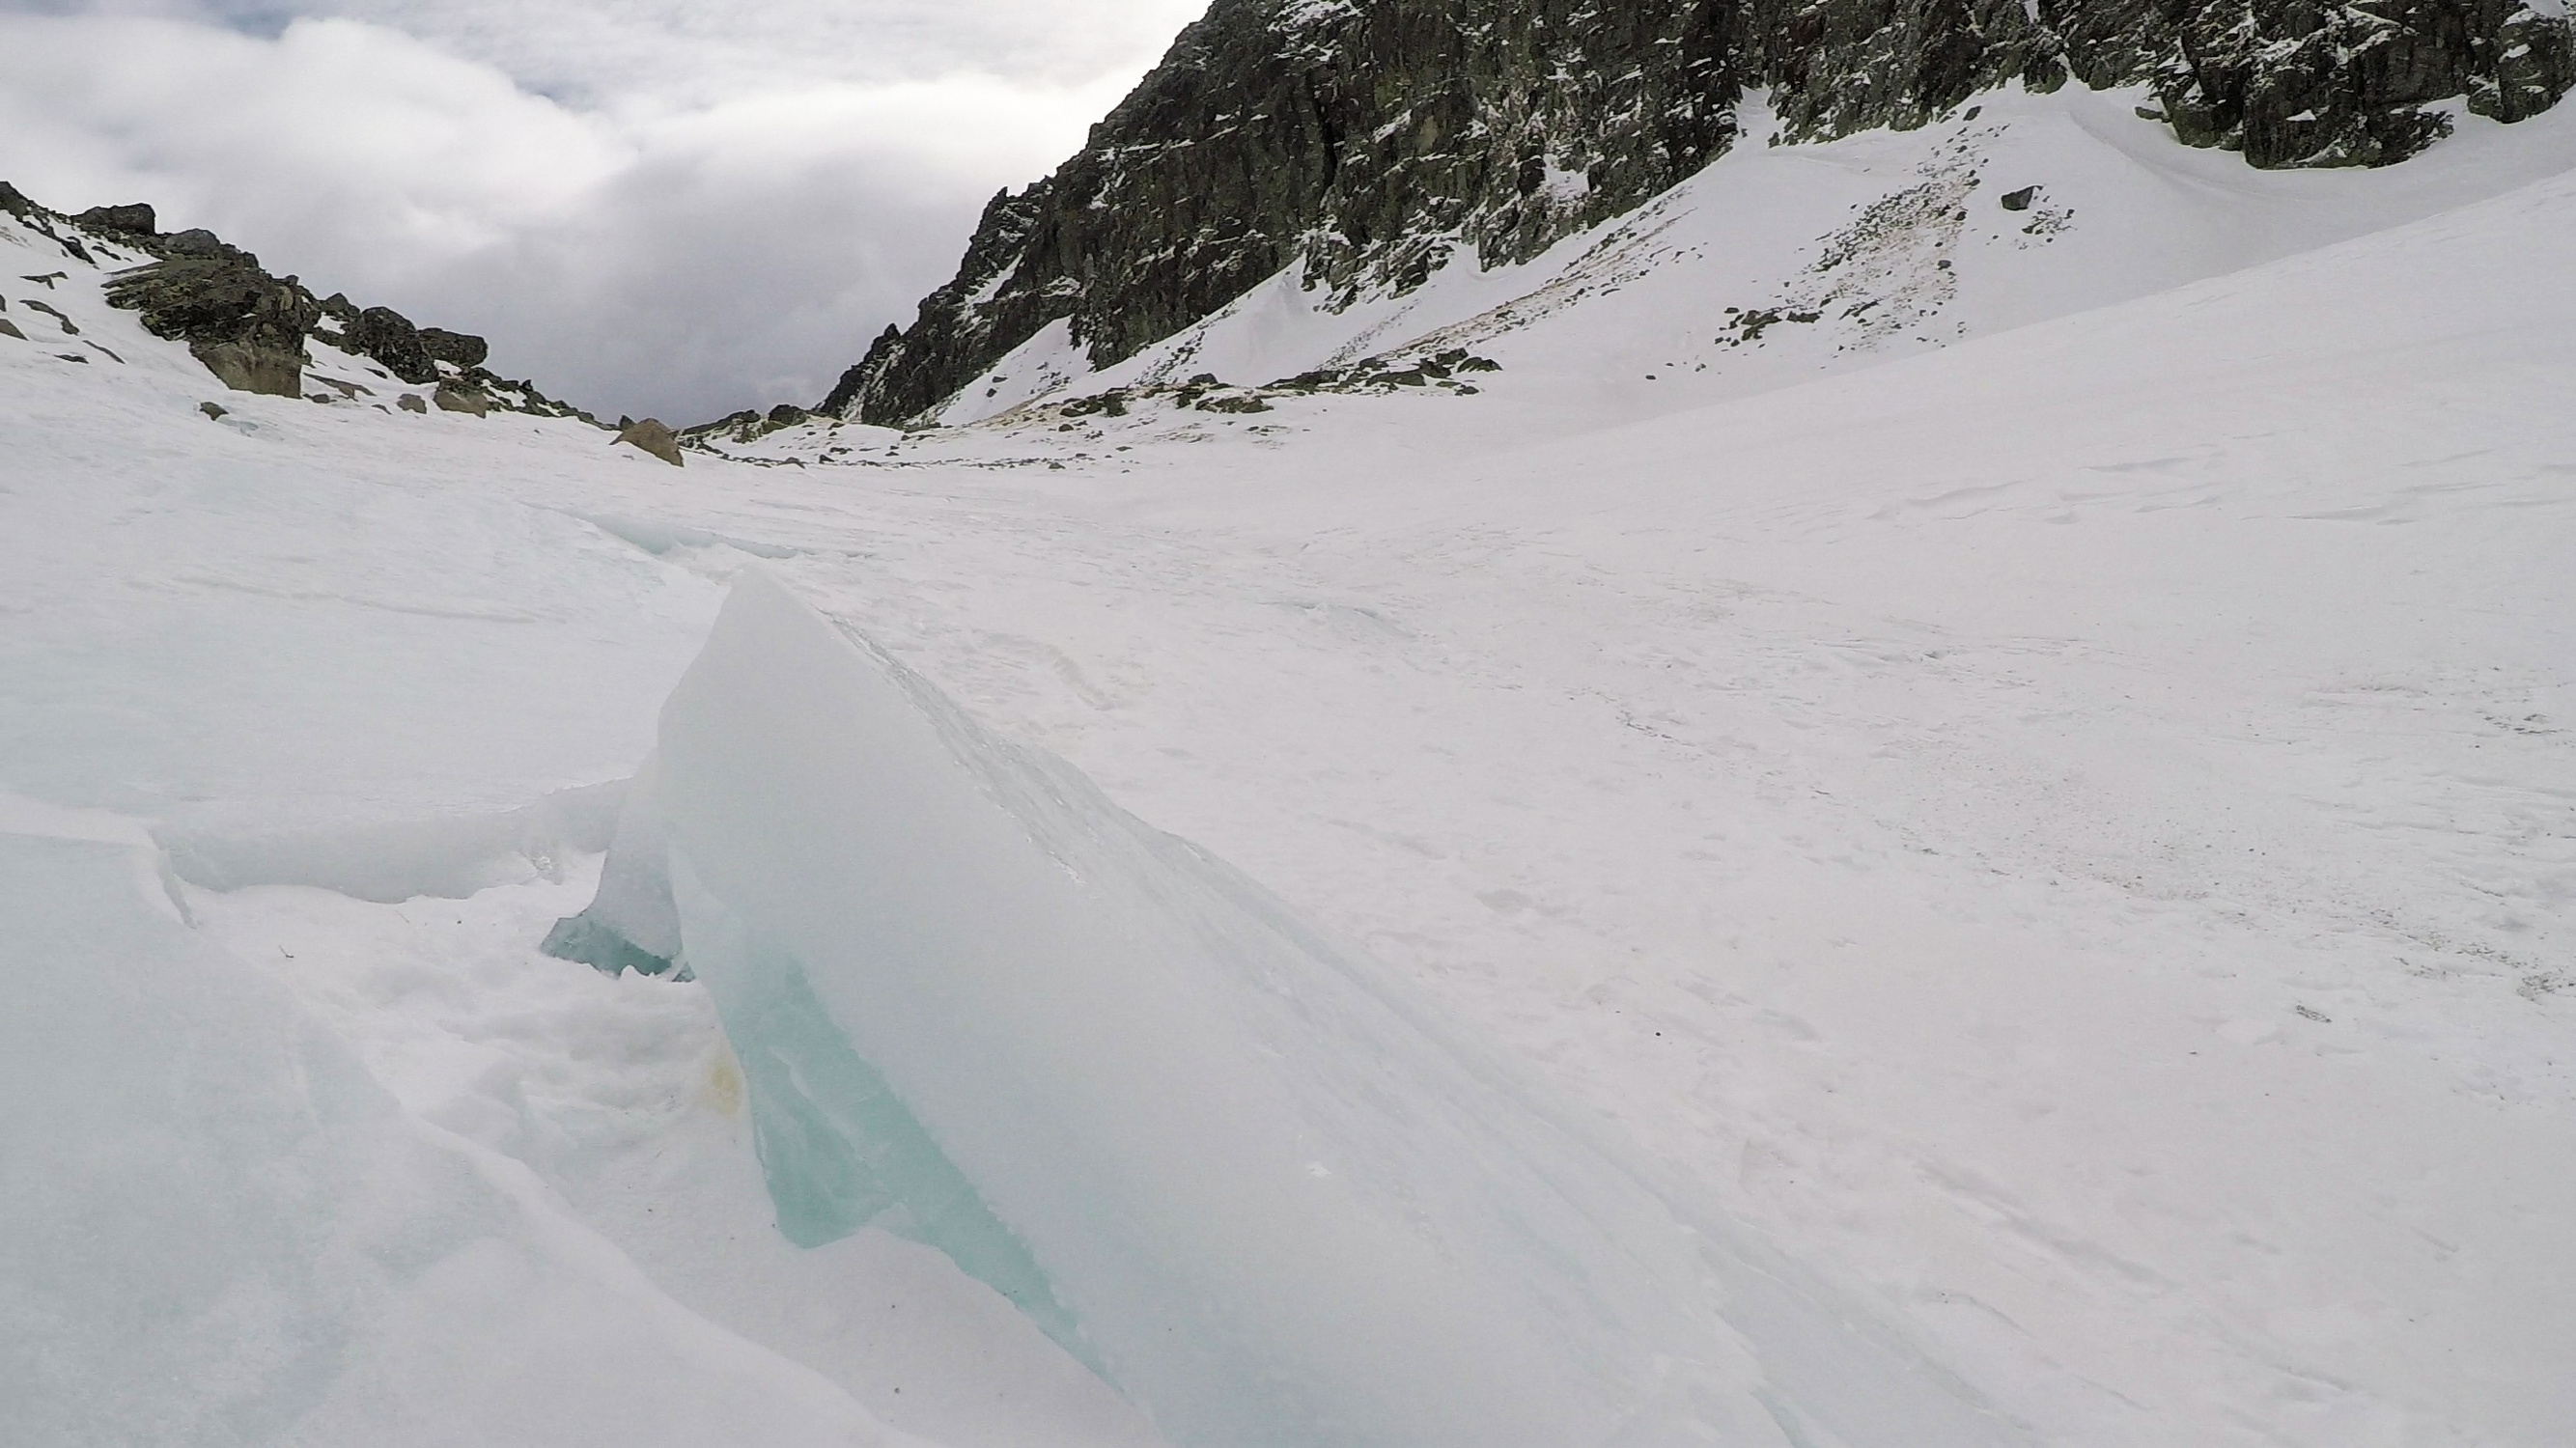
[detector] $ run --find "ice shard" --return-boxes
[0,824,916,1448]
[611,570,2013,1448]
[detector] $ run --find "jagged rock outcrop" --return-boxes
[322,305,490,381]
[826,0,1753,423]
[2154,0,2574,165]
[73,203,157,237]
[831,0,2576,425]
[678,403,818,447]
[335,306,440,385]
[420,326,489,369]
[1756,0,2070,142]
[4,183,562,412]
[104,244,322,398]
[159,228,229,259]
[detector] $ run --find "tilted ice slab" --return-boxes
[0,802,922,1448]
[576,570,2016,1448]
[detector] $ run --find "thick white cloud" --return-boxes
[0,1,1203,419]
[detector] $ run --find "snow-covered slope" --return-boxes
[783,86,2576,445]
[6,92,2573,1448]
[828,0,2576,427]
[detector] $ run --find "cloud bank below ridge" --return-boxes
[0,0,1203,421]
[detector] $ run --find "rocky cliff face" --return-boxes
[826,0,1753,423]
[2156,0,2575,164]
[830,0,2575,426]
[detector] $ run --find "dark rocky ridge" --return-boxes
[831,0,2575,426]
[2156,0,2576,164]
[8,183,579,416]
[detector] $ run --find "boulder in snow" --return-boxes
[342,307,438,385]
[72,203,155,236]
[616,418,685,466]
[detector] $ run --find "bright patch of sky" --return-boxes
[0,0,1207,420]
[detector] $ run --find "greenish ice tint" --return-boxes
[670,849,1095,1374]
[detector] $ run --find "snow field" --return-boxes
[616,143,2576,1445]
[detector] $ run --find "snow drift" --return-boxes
[564,569,2013,1448]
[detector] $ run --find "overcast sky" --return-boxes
[0,0,1206,420]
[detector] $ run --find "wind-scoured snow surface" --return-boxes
[3,86,2572,1448]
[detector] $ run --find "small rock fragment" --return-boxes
[199,402,227,420]
[615,417,686,466]
[1195,393,1271,413]
[190,340,305,397]
[2000,185,2040,211]
[396,393,428,413]
[0,319,22,340]
[433,382,490,416]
